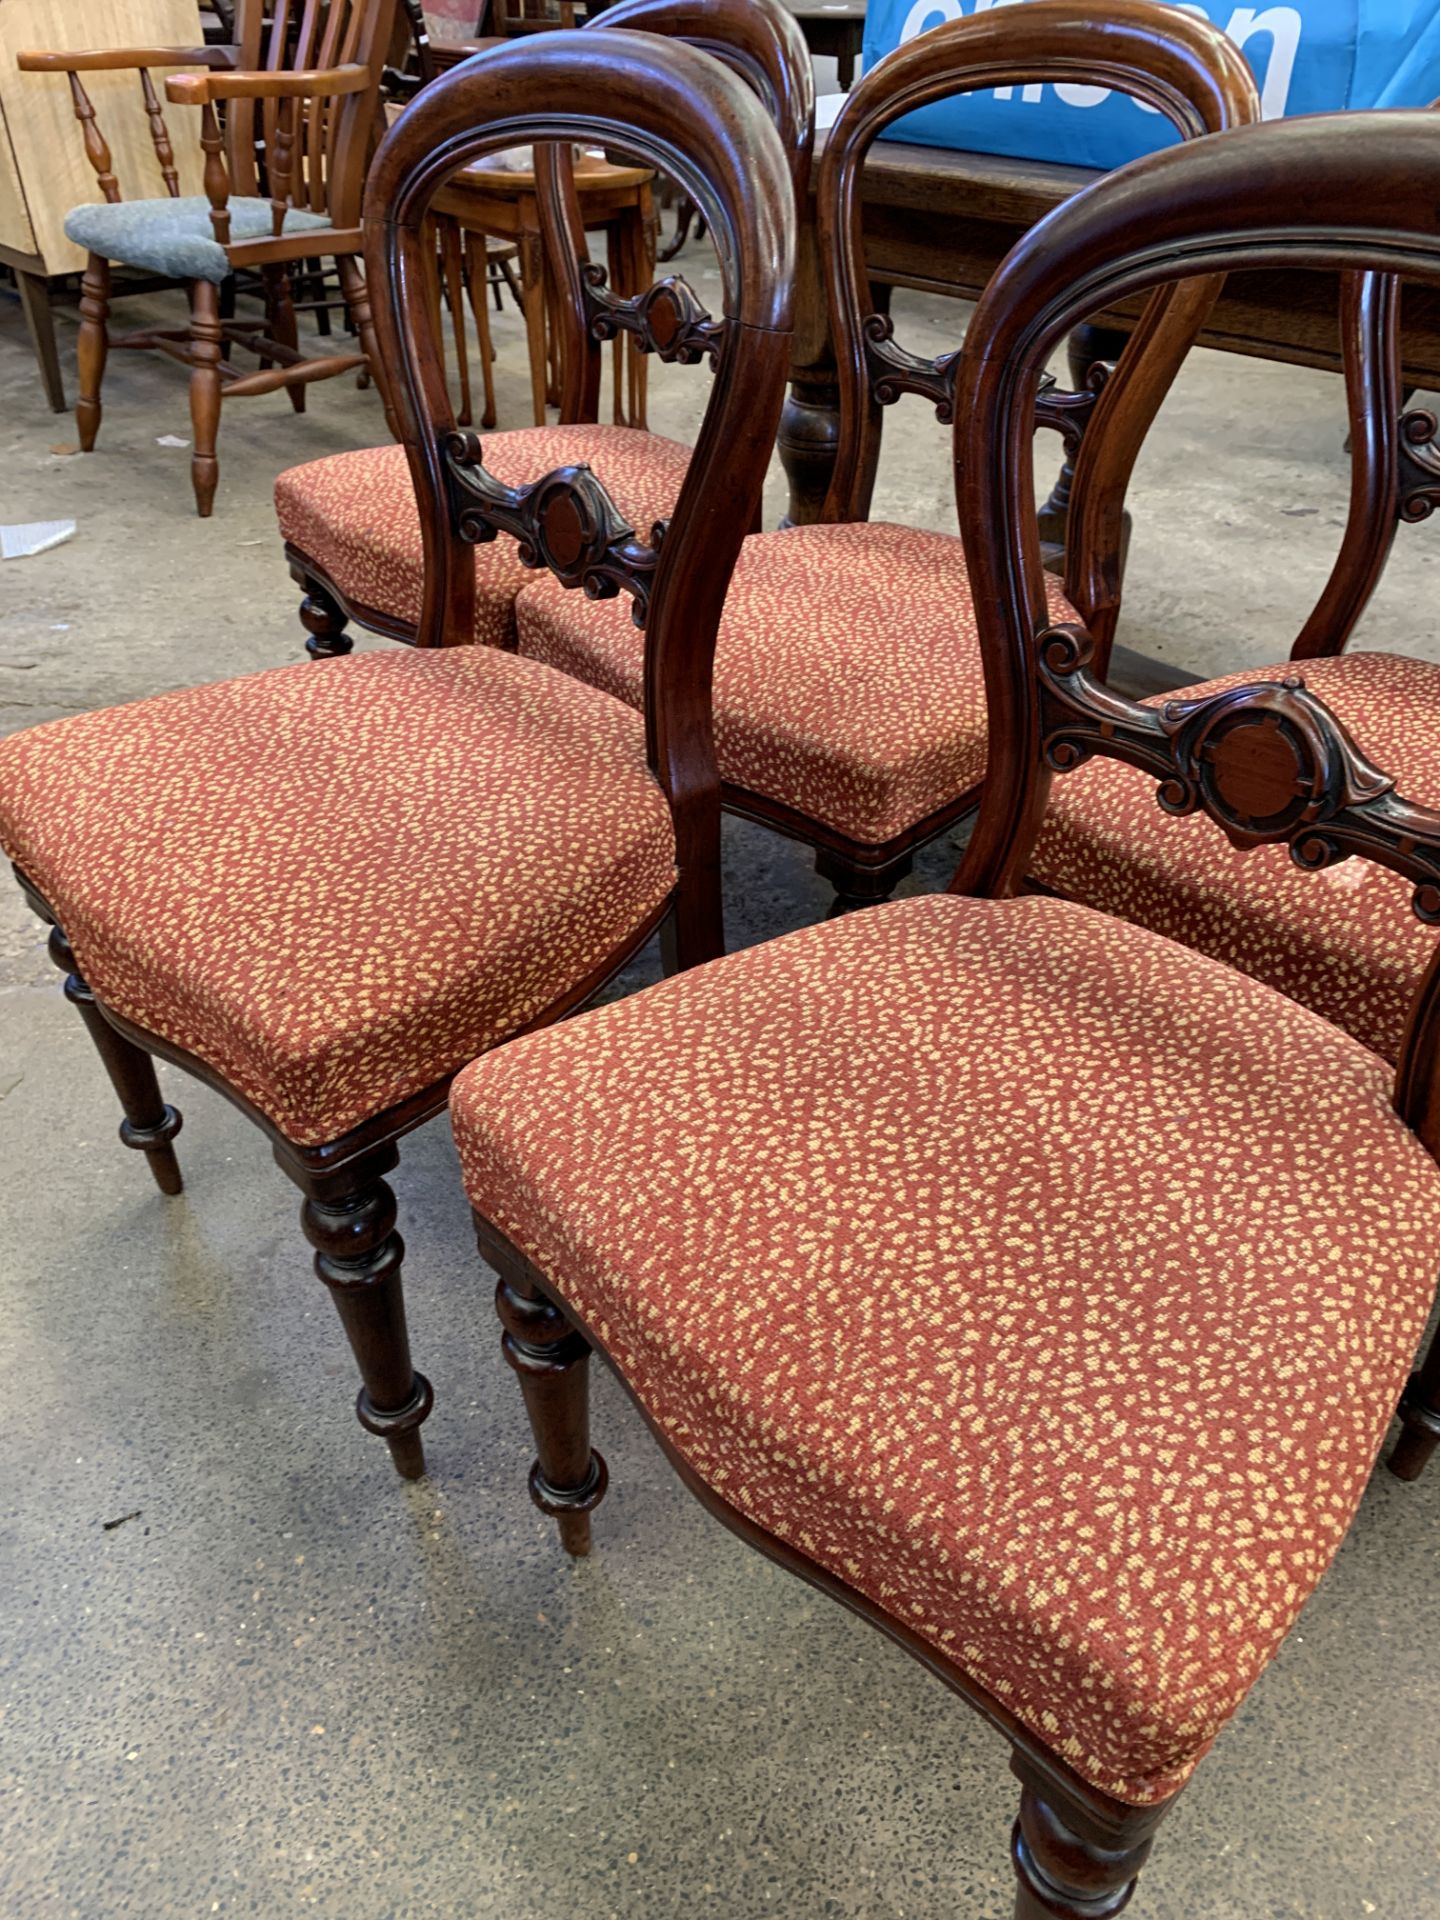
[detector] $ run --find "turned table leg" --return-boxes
[778,216,843,529]
[1037,321,1130,565]
[17,270,66,413]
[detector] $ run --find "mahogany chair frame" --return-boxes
[296,3,1255,914]
[10,29,793,1482]
[17,0,399,516]
[286,0,814,662]
[722,4,1257,911]
[476,112,1440,1915]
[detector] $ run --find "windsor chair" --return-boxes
[16,0,398,515]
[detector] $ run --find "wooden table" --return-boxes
[785,2,867,91]
[780,131,1440,543]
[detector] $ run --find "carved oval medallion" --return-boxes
[648,288,681,350]
[539,488,586,573]
[1206,714,1309,830]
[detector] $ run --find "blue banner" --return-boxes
[862,0,1440,169]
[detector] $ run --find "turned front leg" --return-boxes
[296,1147,433,1479]
[45,920,183,1194]
[492,1241,608,1557]
[1011,1783,1159,1920]
[76,254,111,452]
[299,579,354,660]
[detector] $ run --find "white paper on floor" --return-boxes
[1,521,77,561]
[155,434,190,448]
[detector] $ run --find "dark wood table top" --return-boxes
[815,127,1440,386]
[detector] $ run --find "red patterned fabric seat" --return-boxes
[1032,651,1440,1062]
[451,892,1440,1807]
[517,521,1078,844]
[0,648,675,1145]
[275,426,692,647]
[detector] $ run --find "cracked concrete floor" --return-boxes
[2,253,1440,1920]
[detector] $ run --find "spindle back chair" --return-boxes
[17,0,398,514]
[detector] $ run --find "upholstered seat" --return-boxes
[276,426,693,647]
[65,196,334,284]
[452,891,1440,1806]
[516,521,1078,844]
[1032,651,1440,1063]
[0,647,675,1145]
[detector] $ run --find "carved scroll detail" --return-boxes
[1033,361,1110,456]
[582,266,724,366]
[444,430,662,627]
[861,311,1101,445]
[861,312,961,420]
[1038,625,1440,924]
[1399,407,1440,525]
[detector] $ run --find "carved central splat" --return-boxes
[862,313,961,420]
[444,430,664,626]
[862,312,1101,446]
[1037,626,1440,923]
[582,267,724,366]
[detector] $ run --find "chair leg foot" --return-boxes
[815,847,910,919]
[491,1233,607,1557]
[825,889,893,919]
[1011,1786,1155,1920]
[299,1148,433,1479]
[47,922,183,1195]
[76,253,110,451]
[1389,1369,1440,1480]
[299,579,353,660]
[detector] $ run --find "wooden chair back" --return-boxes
[489,0,580,31]
[950,109,1440,1153]
[223,0,398,228]
[363,28,795,946]
[817,0,1259,595]
[536,0,813,425]
[1281,266,1425,664]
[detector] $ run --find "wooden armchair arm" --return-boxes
[17,46,233,73]
[161,63,372,250]
[165,62,371,106]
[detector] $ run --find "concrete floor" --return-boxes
[3,245,1440,1920]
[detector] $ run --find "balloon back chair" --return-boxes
[450,112,1440,1914]
[17,0,401,516]
[510,0,1260,911]
[1028,255,1440,1068]
[275,0,814,662]
[0,29,794,1482]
